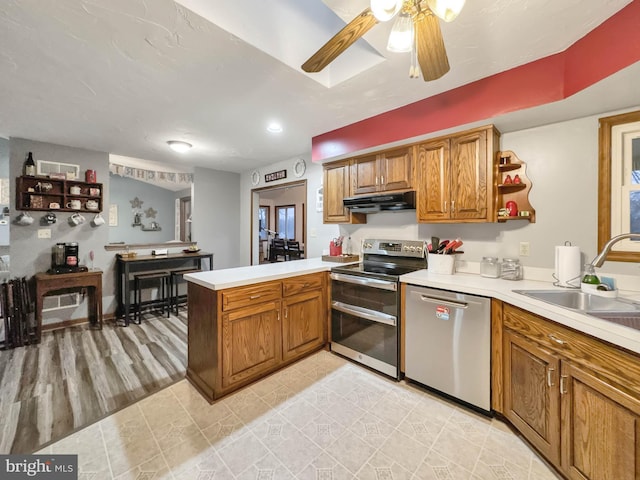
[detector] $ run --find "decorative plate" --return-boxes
[251,170,260,186]
[293,158,306,177]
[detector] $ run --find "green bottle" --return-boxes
[582,264,600,285]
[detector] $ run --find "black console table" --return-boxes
[116,252,213,325]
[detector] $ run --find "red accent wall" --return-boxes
[312,1,640,162]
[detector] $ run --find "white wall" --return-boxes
[192,166,242,269]
[240,158,340,265]
[240,106,640,280]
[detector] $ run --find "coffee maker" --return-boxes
[50,242,87,274]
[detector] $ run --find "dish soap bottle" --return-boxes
[581,264,600,285]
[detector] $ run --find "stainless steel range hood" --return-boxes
[343,191,416,213]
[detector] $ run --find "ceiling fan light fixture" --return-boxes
[426,0,466,22]
[370,0,403,22]
[387,12,414,53]
[167,140,192,153]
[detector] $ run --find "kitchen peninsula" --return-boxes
[184,257,354,402]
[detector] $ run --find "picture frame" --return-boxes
[36,160,80,180]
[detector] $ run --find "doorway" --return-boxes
[251,180,306,265]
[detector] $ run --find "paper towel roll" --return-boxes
[555,245,581,287]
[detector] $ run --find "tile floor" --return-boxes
[37,351,560,479]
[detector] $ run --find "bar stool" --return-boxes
[133,271,171,324]
[169,268,201,315]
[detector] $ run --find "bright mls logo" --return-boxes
[0,455,77,479]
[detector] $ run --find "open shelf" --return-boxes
[495,150,536,223]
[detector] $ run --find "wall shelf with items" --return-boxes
[495,151,536,223]
[16,176,103,213]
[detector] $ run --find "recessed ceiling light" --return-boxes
[267,122,283,133]
[167,140,192,153]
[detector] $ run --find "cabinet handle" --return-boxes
[250,294,261,300]
[277,310,280,321]
[375,176,379,185]
[284,307,288,319]
[451,200,455,213]
[303,283,309,287]
[381,175,384,185]
[547,367,555,387]
[548,334,566,346]
[560,375,568,394]
[443,202,448,213]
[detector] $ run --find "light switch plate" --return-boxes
[38,228,52,239]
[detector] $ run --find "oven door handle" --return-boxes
[332,301,397,326]
[330,273,397,291]
[415,293,468,309]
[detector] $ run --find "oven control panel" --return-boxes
[363,239,426,257]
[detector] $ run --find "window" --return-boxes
[276,205,295,240]
[598,110,640,261]
[258,206,270,240]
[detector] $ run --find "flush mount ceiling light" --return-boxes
[302,0,466,81]
[267,122,283,133]
[167,140,192,153]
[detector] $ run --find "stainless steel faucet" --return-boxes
[591,233,640,267]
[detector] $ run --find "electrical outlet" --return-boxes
[519,241,530,257]
[310,228,317,238]
[38,228,52,239]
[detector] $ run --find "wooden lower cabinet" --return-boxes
[187,273,327,402]
[561,362,640,480]
[501,303,640,480]
[503,330,560,465]
[221,300,282,388]
[282,289,324,362]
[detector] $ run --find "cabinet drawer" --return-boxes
[503,303,640,396]
[282,273,323,297]
[221,281,281,311]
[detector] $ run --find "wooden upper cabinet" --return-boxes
[323,160,366,224]
[450,129,489,220]
[417,125,498,223]
[351,154,379,195]
[351,147,413,195]
[416,139,450,222]
[380,148,413,192]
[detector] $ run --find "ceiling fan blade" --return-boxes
[414,11,450,81]
[301,8,378,73]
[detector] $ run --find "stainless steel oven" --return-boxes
[330,239,426,379]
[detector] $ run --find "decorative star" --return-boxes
[145,207,157,219]
[130,197,143,209]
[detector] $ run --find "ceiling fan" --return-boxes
[301,0,465,81]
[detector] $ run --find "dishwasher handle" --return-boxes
[414,293,468,309]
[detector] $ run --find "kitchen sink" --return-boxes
[513,289,640,312]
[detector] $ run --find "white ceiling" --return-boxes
[0,0,634,173]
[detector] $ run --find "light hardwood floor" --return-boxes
[0,311,187,454]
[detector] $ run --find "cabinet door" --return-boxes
[416,139,450,222]
[450,129,489,220]
[380,148,413,192]
[282,290,325,362]
[221,300,281,389]
[323,160,352,223]
[561,362,640,480]
[503,330,561,465]
[351,155,379,195]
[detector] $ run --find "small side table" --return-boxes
[34,270,103,341]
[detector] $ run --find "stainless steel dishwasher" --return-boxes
[405,284,491,412]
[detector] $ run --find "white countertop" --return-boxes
[185,258,640,355]
[184,257,355,290]
[400,270,640,355]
